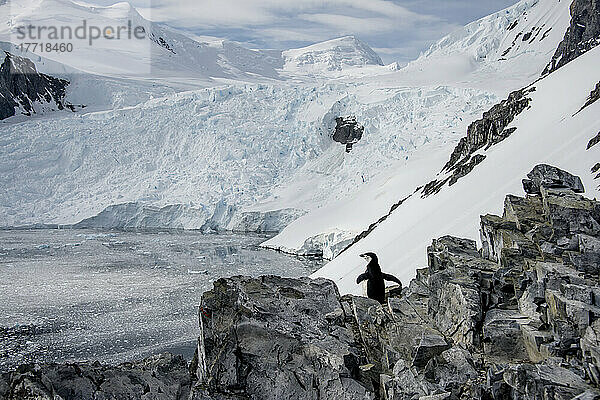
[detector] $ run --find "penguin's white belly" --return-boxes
[362,280,368,296]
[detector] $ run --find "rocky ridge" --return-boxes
[2,165,599,400]
[0,52,74,120]
[543,0,600,75]
[189,164,600,399]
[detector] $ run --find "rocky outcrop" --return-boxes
[442,87,533,174]
[522,164,585,194]
[421,87,534,197]
[333,116,364,153]
[190,276,375,400]
[0,52,73,120]
[191,165,600,399]
[580,81,600,112]
[3,166,599,400]
[0,353,191,400]
[543,0,600,75]
[587,131,600,149]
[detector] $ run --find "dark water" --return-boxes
[0,229,322,372]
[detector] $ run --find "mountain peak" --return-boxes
[283,36,383,73]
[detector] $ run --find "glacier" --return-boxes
[0,0,597,293]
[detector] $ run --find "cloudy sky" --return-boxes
[99,0,519,64]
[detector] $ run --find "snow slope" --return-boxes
[311,44,600,295]
[264,0,572,256]
[0,0,583,245]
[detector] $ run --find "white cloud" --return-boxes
[129,0,517,63]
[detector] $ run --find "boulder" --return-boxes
[332,116,364,152]
[522,164,585,195]
[190,276,374,400]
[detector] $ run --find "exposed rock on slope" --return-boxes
[332,116,364,153]
[190,165,600,399]
[421,86,535,197]
[1,166,599,399]
[580,81,600,112]
[543,0,600,75]
[442,87,534,173]
[0,52,72,120]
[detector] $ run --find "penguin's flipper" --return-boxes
[382,273,402,286]
[356,272,369,284]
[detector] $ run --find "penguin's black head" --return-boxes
[360,252,378,264]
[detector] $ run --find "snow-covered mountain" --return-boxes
[288,0,600,295]
[264,0,576,257]
[0,0,285,84]
[0,0,598,298]
[0,0,389,86]
[282,36,384,74]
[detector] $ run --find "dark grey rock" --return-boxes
[541,187,600,237]
[482,310,530,362]
[580,81,600,112]
[0,353,191,400]
[422,86,534,197]
[191,276,374,400]
[332,116,364,153]
[0,52,73,120]
[543,0,600,75]
[443,87,534,173]
[503,364,596,400]
[587,131,600,149]
[522,164,585,195]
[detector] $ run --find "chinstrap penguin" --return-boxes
[356,252,402,304]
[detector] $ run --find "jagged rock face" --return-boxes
[421,87,534,197]
[332,116,364,153]
[0,52,71,120]
[190,276,375,400]
[192,165,600,400]
[0,353,191,400]
[543,0,600,75]
[581,81,600,112]
[443,87,534,173]
[522,164,585,194]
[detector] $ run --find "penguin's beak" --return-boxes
[359,254,368,260]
